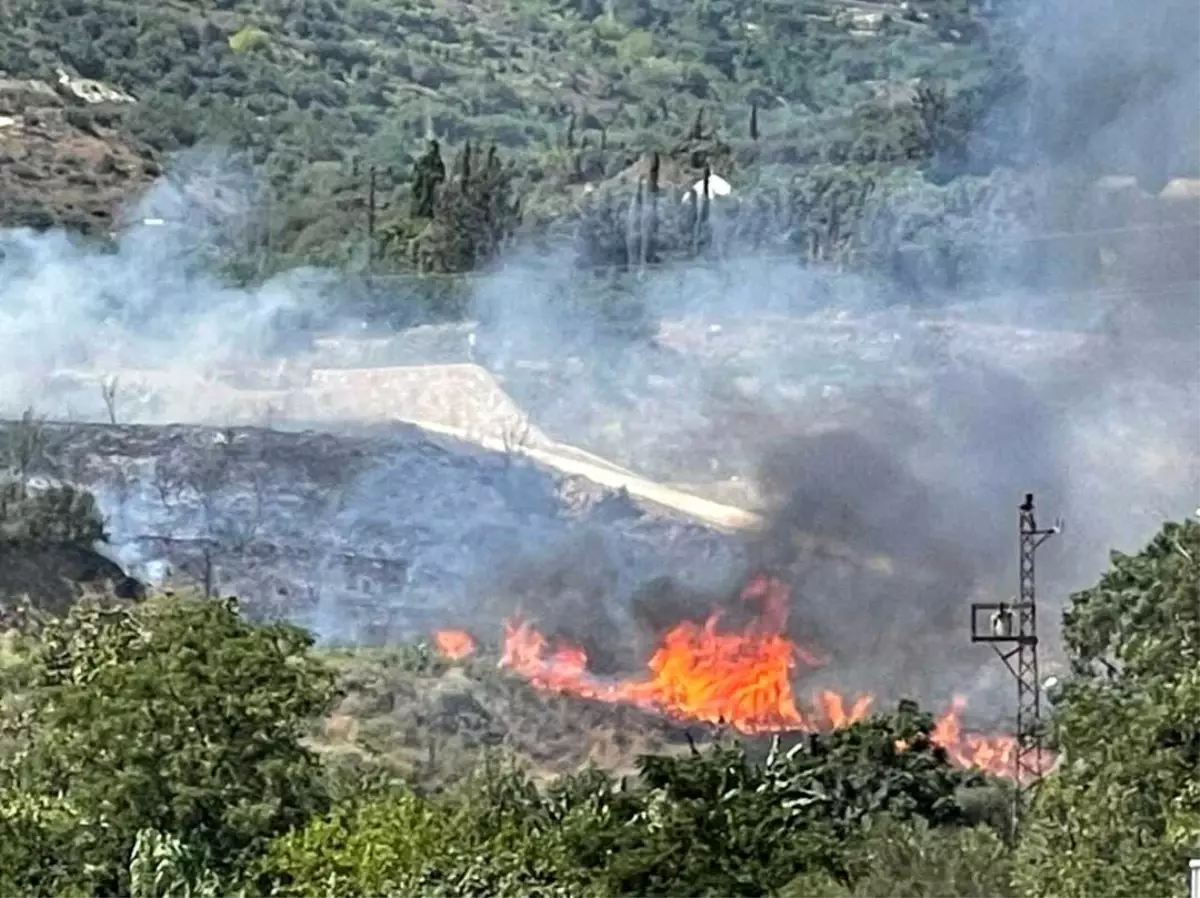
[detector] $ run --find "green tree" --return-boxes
[415,143,520,273]
[409,138,447,220]
[782,815,1014,897]
[0,480,107,546]
[259,787,446,896]
[262,705,993,897]
[261,758,588,898]
[575,708,986,897]
[1014,519,1200,897]
[0,594,338,895]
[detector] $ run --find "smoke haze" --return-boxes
[0,157,330,418]
[0,0,1197,717]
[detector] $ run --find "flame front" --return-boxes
[494,575,859,733]
[434,629,477,661]
[436,576,1036,780]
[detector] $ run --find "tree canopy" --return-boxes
[1014,519,1200,897]
[0,492,1196,897]
[0,594,337,896]
[260,706,1000,897]
[0,0,1042,290]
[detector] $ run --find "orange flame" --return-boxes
[434,629,477,661]
[491,575,862,733]
[434,576,1039,780]
[929,696,1054,782]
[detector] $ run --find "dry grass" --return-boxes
[310,641,704,791]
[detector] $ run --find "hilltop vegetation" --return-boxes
[1,0,1048,288]
[0,514,1197,896]
[3,0,1001,172]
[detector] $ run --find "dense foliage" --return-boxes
[2,0,1049,290]
[261,711,997,897]
[0,518,1195,895]
[0,595,337,896]
[1013,518,1200,897]
[0,592,1012,897]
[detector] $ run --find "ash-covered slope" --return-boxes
[14,420,744,644]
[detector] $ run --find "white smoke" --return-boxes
[0,0,1195,710]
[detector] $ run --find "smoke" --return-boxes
[0,0,1196,723]
[0,154,331,422]
[457,0,1199,713]
[1022,0,1200,184]
[466,233,1195,711]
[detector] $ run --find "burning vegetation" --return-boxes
[433,628,477,660]
[437,574,1040,781]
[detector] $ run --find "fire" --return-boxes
[930,696,1055,781]
[434,575,1032,780]
[434,629,477,661]
[491,575,857,733]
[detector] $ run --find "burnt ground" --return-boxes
[0,401,1098,718]
[0,419,746,650]
[310,640,1005,791]
[0,78,159,234]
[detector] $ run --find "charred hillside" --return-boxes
[0,419,746,644]
[0,412,1059,717]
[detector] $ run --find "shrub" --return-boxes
[0,479,107,547]
[229,26,270,53]
[0,594,337,894]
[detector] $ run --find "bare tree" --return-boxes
[260,400,277,433]
[152,457,181,517]
[100,376,120,425]
[104,461,133,538]
[218,435,267,552]
[181,428,237,599]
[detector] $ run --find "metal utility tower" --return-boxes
[970,492,1062,833]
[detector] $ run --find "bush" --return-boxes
[0,411,107,548]
[261,759,588,897]
[262,706,993,897]
[261,788,445,895]
[0,479,107,546]
[0,594,338,894]
[229,26,270,53]
[823,815,1013,897]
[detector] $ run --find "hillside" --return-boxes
[1,0,1198,894]
[0,74,160,233]
[0,418,744,647]
[2,0,990,162]
[0,0,1015,268]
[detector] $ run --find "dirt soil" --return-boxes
[0,77,159,233]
